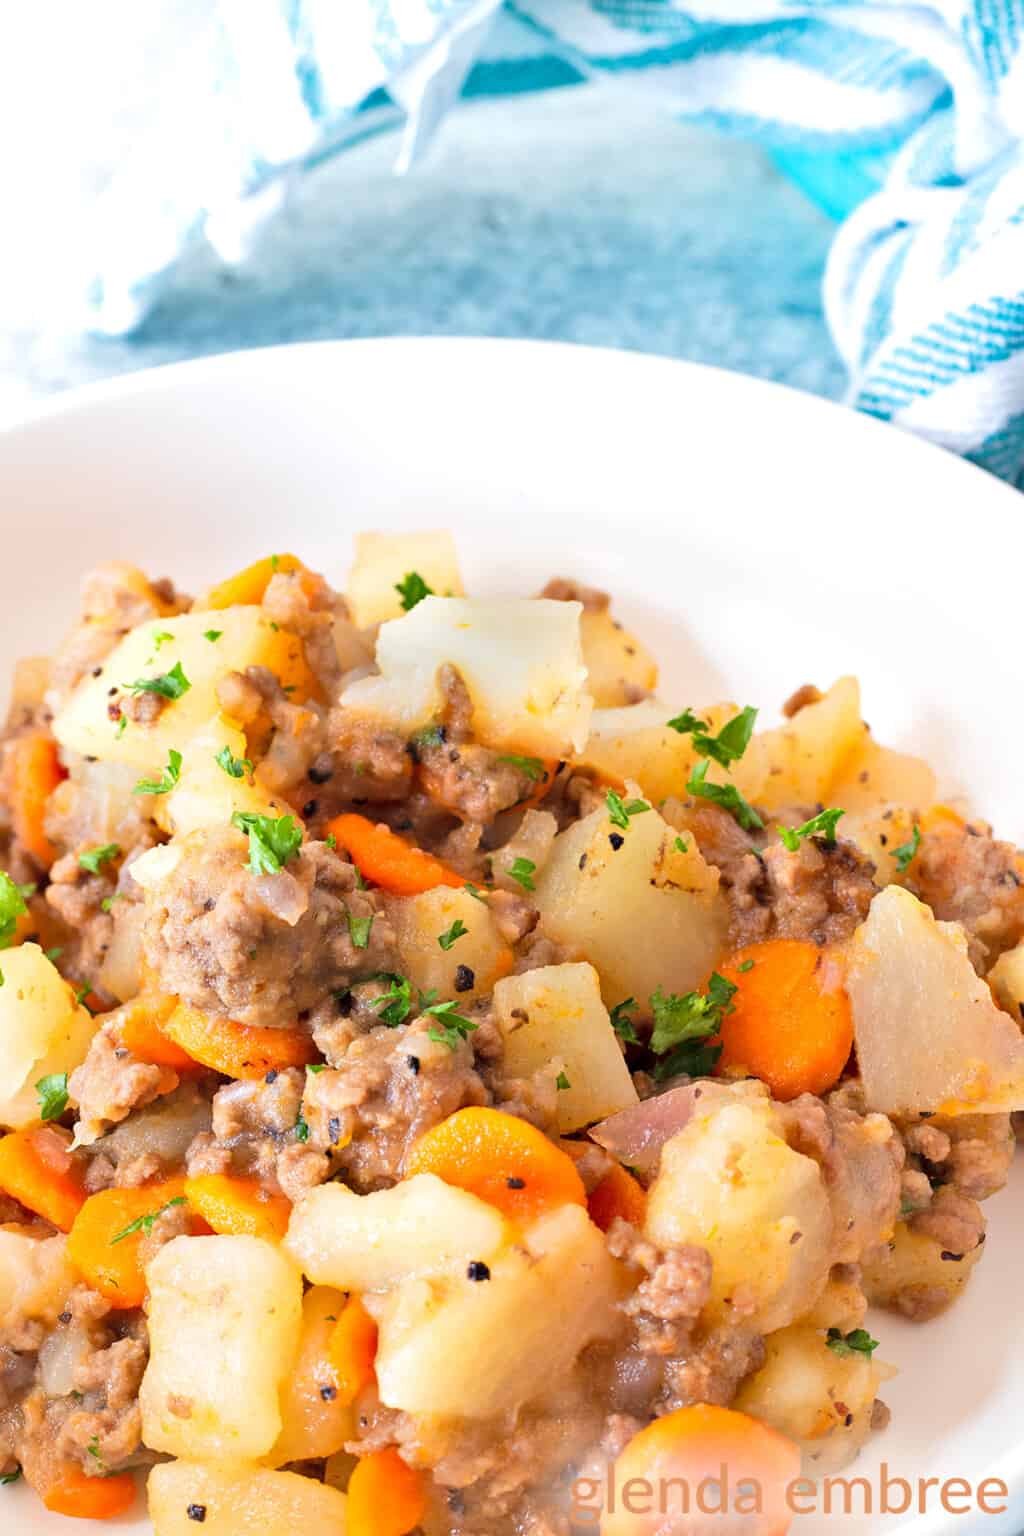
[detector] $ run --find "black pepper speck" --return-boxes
[303,799,319,819]
[467,1261,491,1282]
[187,1506,206,1524]
[609,832,624,851]
[407,1055,421,1075]
[454,964,475,993]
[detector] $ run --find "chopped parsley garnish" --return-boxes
[203,629,223,643]
[325,833,337,850]
[0,872,29,949]
[115,713,128,738]
[231,812,303,875]
[609,997,639,1045]
[498,755,546,782]
[650,973,737,1081]
[35,1072,68,1122]
[686,759,763,832]
[373,973,414,1028]
[825,1327,879,1360]
[307,1063,326,1074]
[294,1113,310,1143]
[438,919,469,951]
[110,1195,186,1245]
[674,835,689,854]
[556,1071,571,1091]
[464,882,488,902]
[667,705,758,769]
[73,983,94,1013]
[395,571,433,612]
[507,857,536,892]
[133,748,182,797]
[124,660,191,700]
[422,998,478,1051]
[738,958,755,973]
[410,724,445,753]
[606,789,651,830]
[347,910,374,949]
[779,807,845,851]
[892,824,921,874]
[151,630,174,650]
[215,746,253,780]
[86,1438,103,1465]
[45,945,63,964]
[0,1467,20,1485]
[79,843,121,875]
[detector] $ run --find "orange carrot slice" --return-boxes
[325,813,465,897]
[42,1467,136,1519]
[586,1161,647,1233]
[405,1107,586,1224]
[162,1001,318,1080]
[716,939,854,1101]
[9,732,64,869]
[67,1178,189,1309]
[116,995,199,1073]
[347,1449,426,1536]
[184,1173,292,1243]
[0,1126,86,1231]
[327,1295,379,1406]
[198,553,317,611]
[603,1404,800,1536]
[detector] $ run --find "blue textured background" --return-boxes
[0,86,843,417]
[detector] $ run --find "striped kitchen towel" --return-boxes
[77,2,1024,484]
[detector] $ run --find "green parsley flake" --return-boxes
[347,910,374,949]
[395,571,433,612]
[101,894,122,914]
[497,755,546,783]
[133,749,183,797]
[325,833,337,850]
[686,759,763,832]
[115,713,128,738]
[606,789,651,830]
[73,983,94,1013]
[110,1195,186,1245]
[36,1072,69,1122]
[152,631,174,650]
[124,660,191,700]
[307,1063,326,1074]
[373,974,414,1028]
[738,958,755,973]
[215,746,254,780]
[410,724,445,754]
[422,998,478,1051]
[463,882,488,902]
[294,1113,310,1143]
[0,872,29,950]
[79,843,121,875]
[892,824,921,874]
[650,973,737,1081]
[45,946,63,964]
[609,998,639,1045]
[666,705,758,769]
[506,857,537,892]
[556,1071,571,1091]
[231,812,303,875]
[0,1467,20,1485]
[438,919,468,951]
[779,807,845,851]
[674,835,689,854]
[825,1327,879,1359]
[203,629,223,643]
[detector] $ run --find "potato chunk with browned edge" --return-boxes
[148,1460,348,1535]
[0,944,95,1130]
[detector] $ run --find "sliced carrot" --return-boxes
[347,1448,426,1536]
[587,1161,647,1233]
[162,1001,319,1080]
[198,553,317,611]
[603,1404,799,1536]
[405,1107,586,1224]
[184,1173,291,1243]
[9,732,64,869]
[116,994,199,1073]
[325,813,465,897]
[42,1467,136,1520]
[67,1178,189,1309]
[715,939,853,1101]
[327,1294,379,1406]
[0,1126,86,1231]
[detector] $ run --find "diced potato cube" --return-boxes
[372,1205,624,1419]
[0,944,95,1130]
[732,678,863,813]
[988,941,1024,1021]
[861,1220,983,1319]
[847,885,1024,1114]
[140,1235,302,1460]
[346,531,464,629]
[734,1322,888,1475]
[148,1460,348,1536]
[389,886,511,1003]
[342,597,592,757]
[0,1229,74,1332]
[285,1175,510,1293]
[839,804,919,888]
[646,1095,832,1333]
[156,717,287,838]
[493,962,638,1132]
[534,802,727,1007]
[52,609,312,771]
[265,1285,354,1467]
[575,701,737,805]
[829,733,936,817]
[580,610,657,708]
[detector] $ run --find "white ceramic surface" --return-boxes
[0,339,1021,1536]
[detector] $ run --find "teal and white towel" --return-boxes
[81,1,1024,484]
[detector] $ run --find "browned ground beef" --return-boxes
[143,830,397,1027]
[69,1025,180,1146]
[606,1220,711,1357]
[47,565,186,707]
[185,1068,330,1202]
[538,577,610,612]
[724,835,878,948]
[907,1185,986,1256]
[779,1093,904,1264]
[414,668,536,825]
[911,817,1024,967]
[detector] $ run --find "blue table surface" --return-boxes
[0,83,844,415]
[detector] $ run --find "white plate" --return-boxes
[1,338,1022,1536]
